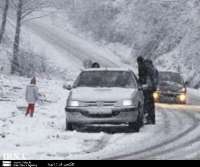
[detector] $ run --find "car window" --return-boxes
[159,72,184,85]
[74,71,137,88]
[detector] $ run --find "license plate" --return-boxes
[92,109,112,114]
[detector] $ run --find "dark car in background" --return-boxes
[153,71,187,104]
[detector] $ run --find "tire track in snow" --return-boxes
[137,111,200,160]
[72,110,190,160]
[84,135,111,154]
[141,111,200,160]
[105,110,199,160]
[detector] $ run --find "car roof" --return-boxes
[82,68,133,72]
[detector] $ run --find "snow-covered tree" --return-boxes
[64,0,195,59]
[11,0,50,74]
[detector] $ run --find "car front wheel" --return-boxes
[129,122,140,132]
[129,105,143,132]
[66,121,74,131]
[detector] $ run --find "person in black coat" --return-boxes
[144,59,158,124]
[137,57,158,125]
[91,62,100,68]
[137,56,148,85]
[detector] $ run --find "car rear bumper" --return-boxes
[65,107,139,124]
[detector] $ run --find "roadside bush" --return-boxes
[17,50,47,77]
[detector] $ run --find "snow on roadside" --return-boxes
[188,88,200,98]
[187,88,200,105]
[0,75,111,160]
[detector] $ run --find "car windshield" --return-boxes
[159,72,184,85]
[74,71,137,88]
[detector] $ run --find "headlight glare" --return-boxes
[153,92,160,100]
[69,101,80,107]
[179,94,186,102]
[122,100,133,106]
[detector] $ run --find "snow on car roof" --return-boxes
[82,68,133,72]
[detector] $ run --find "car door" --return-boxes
[131,72,144,106]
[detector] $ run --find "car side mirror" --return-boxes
[63,84,72,91]
[138,84,147,91]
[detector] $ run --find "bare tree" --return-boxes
[11,0,49,74]
[12,0,22,74]
[0,0,9,44]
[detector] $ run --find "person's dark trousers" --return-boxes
[144,90,156,124]
[143,91,148,115]
[148,91,156,124]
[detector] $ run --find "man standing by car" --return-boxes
[137,57,158,125]
[137,57,147,85]
[144,59,159,124]
[137,57,149,124]
[91,62,100,68]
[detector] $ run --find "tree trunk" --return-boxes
[0,0,9,44]
[12,0,23,74]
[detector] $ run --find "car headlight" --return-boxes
[153,92,160,100]
[68,100,80,107]
[122,100,133,106]
[179,94,186,102]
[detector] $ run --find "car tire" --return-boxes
[66,121,73,131]
[129,122,140,132]
[129,105,143,132]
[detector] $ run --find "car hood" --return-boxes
[71,87,137,101]
[159,81,183,92]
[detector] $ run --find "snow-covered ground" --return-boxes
[1,10,200,160]
[1,75,200,160]
[0,75,109,160]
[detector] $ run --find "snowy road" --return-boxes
[1,76,200,160]
[104,106,200,160]
[25,20,200,160]
[72,94,200,160]
[1,19,200,160]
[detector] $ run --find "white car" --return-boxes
[65,68,144,132]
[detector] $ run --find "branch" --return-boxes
[10,0,18,9]
[22,13,52,23]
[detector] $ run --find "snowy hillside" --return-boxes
[2,1,200,87]
[57,0,200,88]
[0,17,77,79]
